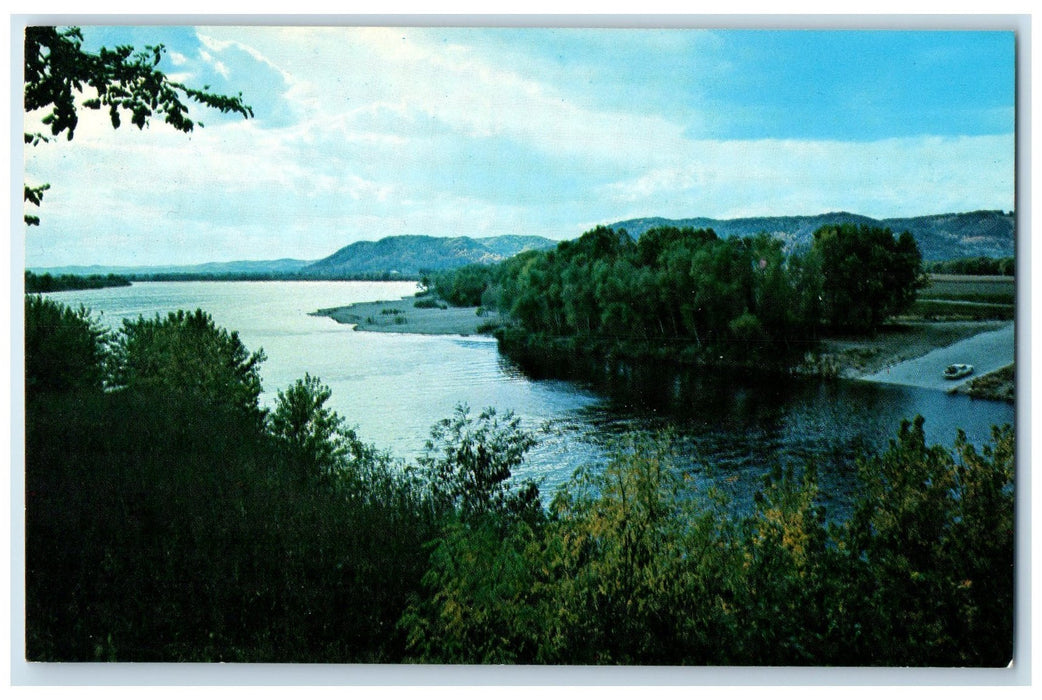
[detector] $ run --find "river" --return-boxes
[38,280,1015,514]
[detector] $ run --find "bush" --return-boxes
[417,404,540,522]
[24,295,108,392]
[25,304,439,662]
[837,417,1014,665]
[270,374,360,484]
[109,309,266,420]
[404,420,1014,666]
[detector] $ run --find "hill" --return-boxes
[28,212,1013,280]
[27,235,558,281]
[607,210,1015,261]
[300,234,557,277]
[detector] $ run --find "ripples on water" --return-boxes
[40,281,1015,515]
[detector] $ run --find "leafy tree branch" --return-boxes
[23,26,253,225]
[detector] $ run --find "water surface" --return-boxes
[42,281,1015,510]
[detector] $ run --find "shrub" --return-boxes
[417,404,539,521]
[270,374,362,484]
[109,309,266,419]
[24,295,109,393]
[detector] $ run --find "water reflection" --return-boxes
[500,342,1014,516]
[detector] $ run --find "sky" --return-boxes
[21,24,1017,268]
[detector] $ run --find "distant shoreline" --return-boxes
[24,271,132,293]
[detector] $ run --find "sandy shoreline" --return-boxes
[858,323,1014,394]
[313,296,504,336]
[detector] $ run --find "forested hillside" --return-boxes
[28,212,1010,280]
[302,235,556,277]
[609,210,1014,261]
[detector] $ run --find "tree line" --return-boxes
[128,270,421,282]
[429,223,925,364]
[926,256,1015,276]
[24,270,131,293]
[25,295,1012,664]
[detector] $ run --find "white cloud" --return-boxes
[200,26,688,168]
[600,135,1015,220]
[197,47,230,78]
[196,30,296,84]
[21,27,1016,268]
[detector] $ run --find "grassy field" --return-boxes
[900,274,1016,322]
[906,299,1015,321]
[919,274,1016,304]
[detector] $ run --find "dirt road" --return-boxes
[860,323,1015,391]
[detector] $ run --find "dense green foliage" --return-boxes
[428,263,497,307]
[24,295,109,392]
[418,405,541,521]
[110,309,266,422]
[25,271,131,293]
[25,297,1012,665]
[399,421,1013,665]
[927,256,1015,276]
[436,223,924,365]
[269,373,370,485]
[25,298,438,661]
[24,26,252,224]
[813,224,925,332]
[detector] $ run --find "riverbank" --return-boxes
[313,296,505,336]
[813,321,1007,378]
[856,323,1014,395]
[956,364,1015,402]
[316,298,1016,401]
[807,320,1015,401]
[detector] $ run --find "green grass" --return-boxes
[922,275,1015,305]
[962,364,1015,402]
[908,299,1014,321]
[905,275,1016,321]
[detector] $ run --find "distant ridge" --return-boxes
[27,258,314,278]
[606,210,1015,261]
[300,234,557,277]
[28,212,1014,277]
[28,235,558,279]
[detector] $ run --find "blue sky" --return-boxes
[22,25,1016,267]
